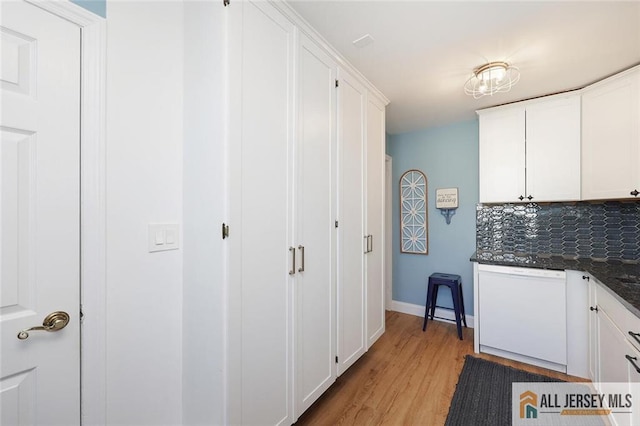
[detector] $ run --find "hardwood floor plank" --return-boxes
[296,311,584,425]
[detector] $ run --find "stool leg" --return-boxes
[422,281,432,331]
[451,283,463,340]
[459,283,467,328]
[429,284,438,321]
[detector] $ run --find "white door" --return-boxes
[228,0,295,424]
[336,68,365,375]
[1,2,80,425]
[525,95,581,202]
[365,96,385,348]
[582,68,640,200]
[294,33,336,418]
[478,107,525,203]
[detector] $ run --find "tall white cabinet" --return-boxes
[365,96,386,348]
[336,68,367,375]
[222,1,388,424]
[295,33,337,417]
[227,2,296,424]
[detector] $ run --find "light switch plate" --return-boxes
[148,224,180,252]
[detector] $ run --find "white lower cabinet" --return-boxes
[226,2,388,423]
[589,276,640,426]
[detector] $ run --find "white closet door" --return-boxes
[294,34,337,418]
[230,1,295,424]
[336,68,365,376]
[365,95,386,348]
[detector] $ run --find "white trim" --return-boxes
[390,300,475,328]
[272,0,389,106]
[384,155,392,312]
[25,1,107,424]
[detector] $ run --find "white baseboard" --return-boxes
[390,300,475,328]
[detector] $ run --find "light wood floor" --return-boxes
[296,310,583,425]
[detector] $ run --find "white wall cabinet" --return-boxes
[582,66,640,200]
[478,94,581,203]
[221,2,388,424]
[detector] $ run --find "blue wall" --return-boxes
[71,0,106,18]
[388,119,479,314]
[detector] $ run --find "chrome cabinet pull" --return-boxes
[298,245,305,273]
[289,247,295,275]
[17,311,70,340]
[629,331,640,346]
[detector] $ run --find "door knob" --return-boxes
[17,311,70,340]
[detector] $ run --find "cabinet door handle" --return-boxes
[626,355,640,374]
[518,195,524,201]
[298,245,305,273]
[582,275,590,281]
[289,247,296,275]
[527,195,533,201]
[629,331,640,346]
[631,189,639,197]
[590,306,598,312]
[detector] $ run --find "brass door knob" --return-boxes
[17,311,70,340]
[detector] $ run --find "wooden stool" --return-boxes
[422,273,467,340]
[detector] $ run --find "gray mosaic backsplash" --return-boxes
[476,201,640,262]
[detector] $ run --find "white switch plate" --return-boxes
[148,224,180,252]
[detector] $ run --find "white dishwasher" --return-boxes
[476,263,567,372]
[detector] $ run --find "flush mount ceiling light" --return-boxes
[464,61,520,99]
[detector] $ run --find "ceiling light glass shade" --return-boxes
[464,61,520,99]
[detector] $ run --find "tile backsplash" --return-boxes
[476,201,640,262]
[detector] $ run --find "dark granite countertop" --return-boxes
[471,252,640,318]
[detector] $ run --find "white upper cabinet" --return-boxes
[582,66,640,200]
[526,96,581,201]
[478,106,525,203]
[478,93,581,203]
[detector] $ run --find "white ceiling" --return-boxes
[289,1,640,135]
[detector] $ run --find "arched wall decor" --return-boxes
[400,169,428,254]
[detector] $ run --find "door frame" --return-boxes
[385,155,392,310]
[25,1,107,424]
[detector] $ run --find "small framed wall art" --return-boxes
[399,169,428,254]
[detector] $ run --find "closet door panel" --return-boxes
[238,2,295,424]
[337,68,366,376]
[295,34,337,417]
[366,96,386,348]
